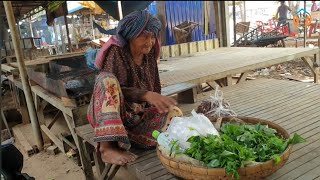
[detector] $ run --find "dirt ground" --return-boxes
[2,51,315,180]
[6,116,138,180]
[248,58,314,81]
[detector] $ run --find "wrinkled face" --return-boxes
[130,30,156,55]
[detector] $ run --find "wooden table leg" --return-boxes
[106,165,121,180]
[78,138,94,180]
[301,55,320,84]
[91,144,105,177]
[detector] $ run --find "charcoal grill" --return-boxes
[27,55,97,107]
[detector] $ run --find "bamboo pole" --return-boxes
[90,10,95,40]
[118,1,123,20]
[243,1,246,22]
[28,17,34,37]
[53,20,60,54]
[304,1,306,48]
[72,15,79,49]
[59,19,66,53]
[3,1,43,150]
[233,1,236,47]
[64,15,72,52]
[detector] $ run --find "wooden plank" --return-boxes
[9,78,74,117]
[169,45,179,57]
[62,113,80,151]
[301,56,316,74]
[12,125,34,156]
[206,81,219,89]
[205,39,214,50]
[40,125,64,153]
[136,160,161,173]
[314,176,320,180]
[9,52,85,67]
[196,41,205,52]
[59,134,77,150]
[232,84,320,117]
[161,83,196,96]
[93,150,105,177]
[188,41,197,54]
[179,43,188,56]
[127,152,157,166]
[142,165,173,179]
[161,46,170,59]
[1,63,18,73]
[272,155,320,180]
[225,80,316,109]
[77,138,94,179]
[226,75,233,86]
[31,85,73,116]
[153,173,177,180]
[75,124,94,139]
[234,86,320,122]
[236,72,249,84]
[227,81,317,113]
[295,166,320,180]
[290,129,320,154]
[225,85,300,110]
[213,38,219,49]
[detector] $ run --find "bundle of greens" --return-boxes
[184,123,306,179]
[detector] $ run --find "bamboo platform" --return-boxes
[159,47,319,86]
[76,78,320,179]
[179,78,320,180]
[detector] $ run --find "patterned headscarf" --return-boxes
[95,10,162,70]
[116,10,161,45]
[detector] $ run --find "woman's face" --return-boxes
[130,31,156,55]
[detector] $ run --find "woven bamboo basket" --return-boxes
[157,116,293,180]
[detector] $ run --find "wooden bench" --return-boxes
[75,124,178,180]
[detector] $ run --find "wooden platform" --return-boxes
[77,78,320,179]
[159,47,319,86]
[180,78,320,180]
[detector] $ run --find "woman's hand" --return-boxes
[142,91,177,113]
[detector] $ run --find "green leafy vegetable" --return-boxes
[184,123,306,179]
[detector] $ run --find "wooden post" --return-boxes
[90,10,95,40]
[28,17,34,37]
[3,1,43,150]
[214,1,223,47]
[72,14,79,49]
[220,1,230,47]
[53,20,60,54]
[304,1,306,48]
[156,1,167,46]
[233,1,236,47]
[59,19,66,53]
[118,1,123,20]
[243,1,246,22]
[64,14,72,52]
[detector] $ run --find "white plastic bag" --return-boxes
[166,110,219,150]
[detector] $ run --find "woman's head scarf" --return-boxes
[95,10,161,70]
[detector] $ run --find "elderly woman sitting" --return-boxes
[87,10,183,166]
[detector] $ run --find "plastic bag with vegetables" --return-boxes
[196,85,237,120]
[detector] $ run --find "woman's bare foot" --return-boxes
[99,142,138,165]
